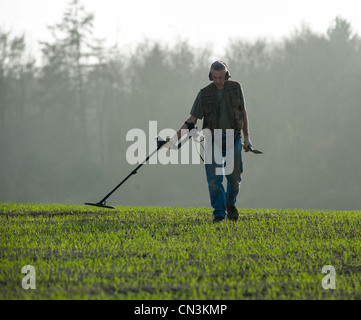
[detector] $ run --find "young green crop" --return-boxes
[1,202,361,300]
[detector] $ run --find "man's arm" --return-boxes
[164,115,198,149]
[241,108,249,137]
[176,115,198,140]
[241,108,253,151]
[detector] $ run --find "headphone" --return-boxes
[208,60,231,81]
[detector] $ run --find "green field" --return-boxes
[1,202,360,300]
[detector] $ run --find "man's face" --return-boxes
[211,69,226,89]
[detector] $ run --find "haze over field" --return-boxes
[1,0,360,210]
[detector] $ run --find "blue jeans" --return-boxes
[205,132,243,218]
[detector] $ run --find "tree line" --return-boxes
[1,0,360,210]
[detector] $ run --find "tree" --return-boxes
[0,30,35,128]
[0,29,37,201]
[34,0,107,201]
[39,0,103,144]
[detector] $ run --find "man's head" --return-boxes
[209,61,230,89]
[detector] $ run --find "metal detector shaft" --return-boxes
[85,133,195,209]
[104,133,192,202]
[96,141,164,206]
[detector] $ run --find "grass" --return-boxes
[1,202,361,300]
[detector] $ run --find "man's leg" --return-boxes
[205,162,227,220]
[225,134,243,215]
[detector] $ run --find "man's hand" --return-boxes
[164,141,177,150]
[163,135,179,150]
[243,135,253,152]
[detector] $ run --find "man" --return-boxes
[168,61,252,223]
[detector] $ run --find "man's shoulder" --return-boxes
[200,82,216,93]
[226,80,241,88]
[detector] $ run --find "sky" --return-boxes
[1,0,360,58]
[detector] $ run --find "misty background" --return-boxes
[1,1,360,210]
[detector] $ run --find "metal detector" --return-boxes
[85,135,189,209]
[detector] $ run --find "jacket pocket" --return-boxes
[203,103,215,115]
[231,97,241,107]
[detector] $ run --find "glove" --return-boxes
[243,135,253,152]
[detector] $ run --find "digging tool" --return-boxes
[242,144,263,154]
[246,146,263,154]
